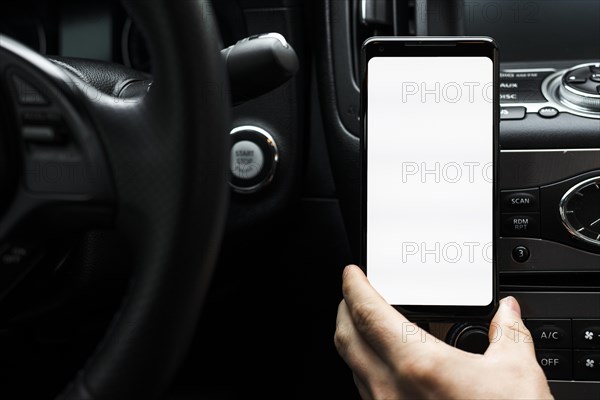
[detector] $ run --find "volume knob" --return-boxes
[447,324,489,354]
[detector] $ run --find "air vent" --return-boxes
[351,0,412,84]
[349,0,466,83]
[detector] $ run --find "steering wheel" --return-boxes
[0,1,230,399]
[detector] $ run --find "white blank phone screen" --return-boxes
[367,56,493,306]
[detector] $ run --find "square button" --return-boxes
[526,319,571,349]
[574,351,600,381]
[501,188,539,212]
[573,320,600,349]
[535,349,572,380]
[501,213,540,238]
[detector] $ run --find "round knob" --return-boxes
[557,63,600,112]
[447,324,489,354]
[559,176,600,247]
[229,126,278,194]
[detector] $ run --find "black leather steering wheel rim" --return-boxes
[61,1,231,398]
[0,1,230,399]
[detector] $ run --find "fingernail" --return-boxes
[503,296,521,317]
[342,265,352,279]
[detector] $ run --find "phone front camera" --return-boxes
[378,46,385,52]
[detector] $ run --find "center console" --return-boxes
[315,0,599,396]
[425,61,600,391]
[495,61,600,388]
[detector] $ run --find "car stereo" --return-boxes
[500,62,600,121]
[498,62,600,274]
[322,0,600,391]
[492,62,600,386]
[444,61,599,386]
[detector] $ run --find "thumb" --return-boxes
[485,296,535,358]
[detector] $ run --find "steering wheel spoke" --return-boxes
[0,35,116,241]
[0,36,116,312]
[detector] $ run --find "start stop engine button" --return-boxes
[231,141,264,180]
[229,126,278,193]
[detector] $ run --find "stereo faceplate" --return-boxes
[500,62,600,120]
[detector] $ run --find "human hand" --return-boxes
[334,265,553,400]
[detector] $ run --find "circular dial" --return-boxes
[560,177,600,246]
[557,63,600,112]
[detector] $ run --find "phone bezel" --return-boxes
[360,37,500,321]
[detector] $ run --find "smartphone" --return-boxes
[361,37,499,320]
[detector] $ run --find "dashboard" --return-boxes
[464,0,600,62]
[0,0,246,72]
[319,0,600,396]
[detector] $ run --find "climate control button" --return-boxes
[574,351,600,381]
[527,319,572,349]
[573,320,600,349]
[535,350,572,380]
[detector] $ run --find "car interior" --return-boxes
[0,0,598,399]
